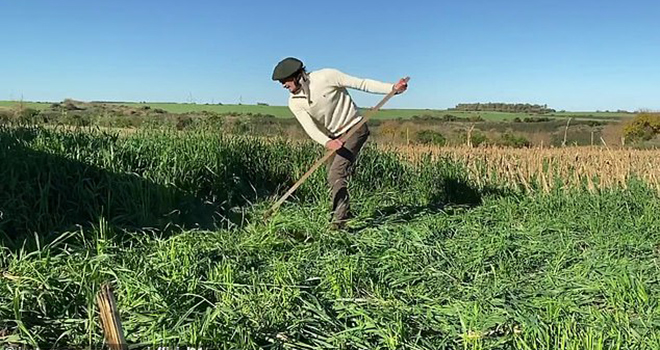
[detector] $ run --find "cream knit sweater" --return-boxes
[288,68,394,145]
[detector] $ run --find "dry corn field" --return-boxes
[386,144,660,194]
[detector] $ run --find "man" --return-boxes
[272,57,408,230]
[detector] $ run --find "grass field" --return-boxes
[1,125,659,349]
[0,100,632,121]
[0,101,53,112]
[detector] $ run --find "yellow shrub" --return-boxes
[623,113,660,141]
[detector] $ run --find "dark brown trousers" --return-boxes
[327,123,370,223]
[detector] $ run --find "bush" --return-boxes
[470,131,488,147]
[21,108,40,118]
[416,130,446,146]
[411,114,467,123]
[13,108,42,124]
[110,116,140,129]
[231,119,251,134]
[64,101,84,111]
[523,117,552,123]
[458,130,489,147]
[63,113,91,127]
[37,110,61,124]
[176,116,194,130]
[411,114,438,122]
[585,120,606,127]
[0,110,13,124]
[498,133,530,148]
[379,121,401,139]
[205,114,225,129]
[623,113,660,141]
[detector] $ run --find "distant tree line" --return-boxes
[450,103,556,114]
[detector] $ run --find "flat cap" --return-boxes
[272,57,303,81]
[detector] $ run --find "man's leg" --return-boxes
[327,124,370,226]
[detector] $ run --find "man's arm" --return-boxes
[290,104,332,146]
[327,68,395,94]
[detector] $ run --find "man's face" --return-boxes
[279,76,300,93]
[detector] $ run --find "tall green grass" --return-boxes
[1,126,659,349]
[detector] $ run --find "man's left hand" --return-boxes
[393,78,408,94]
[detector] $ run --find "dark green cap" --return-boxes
[272,57,303,81]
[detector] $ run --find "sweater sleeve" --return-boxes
[327,68,394,94]
[289,104,332,146]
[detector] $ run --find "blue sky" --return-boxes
[1,0,659,111]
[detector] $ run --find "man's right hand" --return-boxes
[325,139,344,151]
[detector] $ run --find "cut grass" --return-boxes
[2,189,659,349]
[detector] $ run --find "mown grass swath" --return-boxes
[0,125,659,349]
